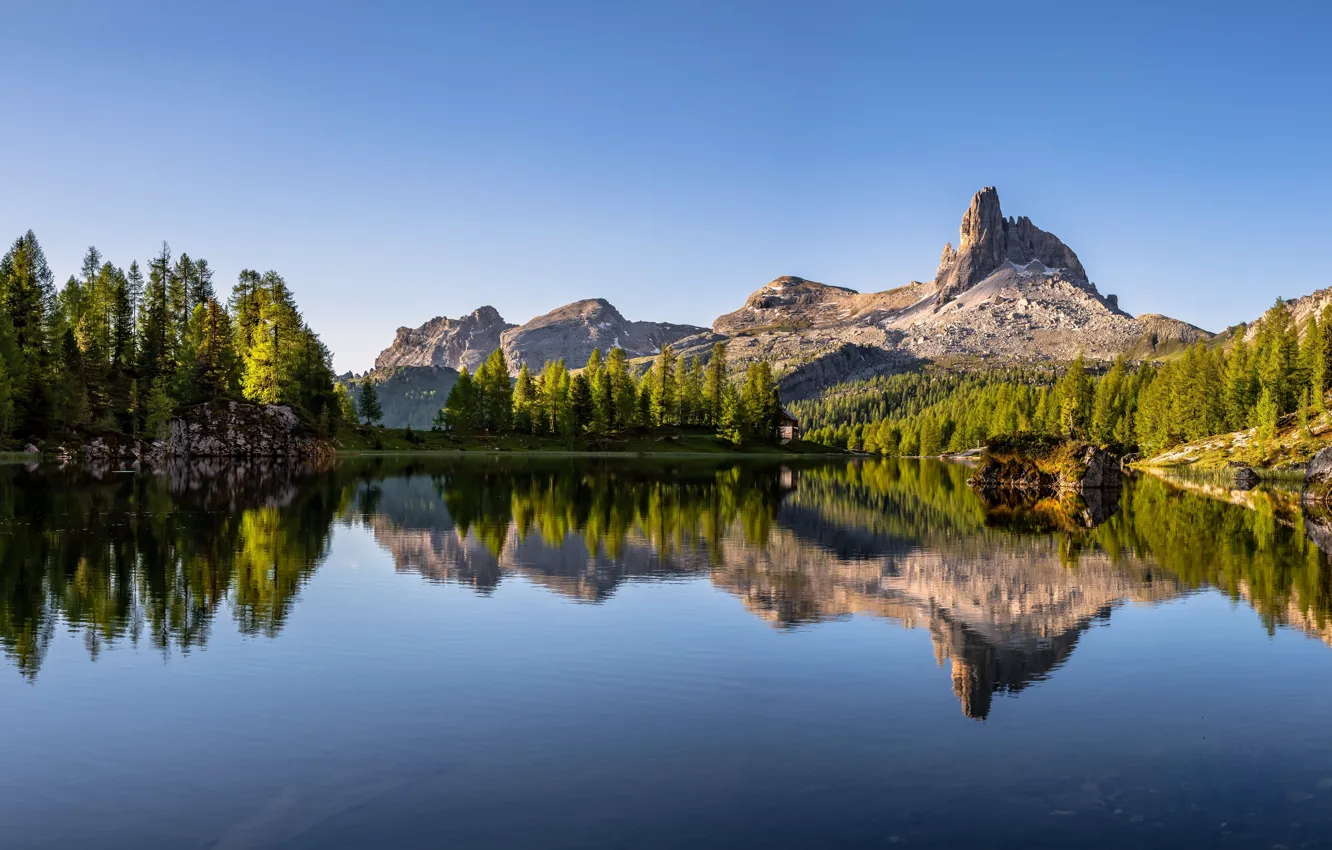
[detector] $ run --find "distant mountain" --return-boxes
[498,298,709,372]
[700,188,1211,394]
[366,187,1213,399]
[375,306,514,372]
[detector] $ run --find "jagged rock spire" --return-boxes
[934,187,1088,303]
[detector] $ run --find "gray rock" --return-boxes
[142,401,334,462]
[500,298,706,373]
[935,187,1088,304]
[1303,446,1332,504]
[23,443,39,454]
[359,186,1213,401]
[1226,462,1259,490]
[374,305,514,372]
[1070,445,1121,491]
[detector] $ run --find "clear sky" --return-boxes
[2,0,1328,372]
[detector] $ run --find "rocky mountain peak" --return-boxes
[935,187,1087,303]
[374,305,515,373]
[500,298,708,373]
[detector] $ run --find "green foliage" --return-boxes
[434,344,784,445]
[803,306,1332,463]
[357,378,384,426]
[0,230,337,445]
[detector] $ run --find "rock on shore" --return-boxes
[83,401,334,463]
[967,437,1121,494]
[1303,446,1332,504]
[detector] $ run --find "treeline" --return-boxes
[416,342,785,444]
[802,298,1332,458]
[0,231,342,443]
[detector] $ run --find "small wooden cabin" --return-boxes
[777,409,801,443]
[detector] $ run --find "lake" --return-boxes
[2,456,1331,849]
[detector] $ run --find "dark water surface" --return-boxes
[2,456,1332,849]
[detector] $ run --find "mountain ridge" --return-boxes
[368,187,1215,398]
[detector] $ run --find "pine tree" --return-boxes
[650,344,678,426]
[606,347,636,430]
[1091,355,1126,444]
[1299,386,1312,439]
[1254,385,1278,446]
[335,383,358,426]
[703,342,727,427]
[1306,313,1327,413]
[358,378,384,426]
[143,376,174,439]
[442,367,479,432]
[0,231,55,433]
[241,304,282,404]
[512,362,536,434]
[476,349,512,432]
[191,300,239,400]
[570,372,593,434]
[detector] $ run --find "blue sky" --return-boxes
[2,0,1328,372]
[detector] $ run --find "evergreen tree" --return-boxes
[512,362,537,434]
[358,378,384,426]
[606,347,636,430]
[703,342,727,426]
[1305,312,1327,413]
[191,301,239,401]
[476,349,512,432]
[1254,385,1278,446]
[335,383,358,426]
[0,231,55,433]
[649,344,678,426]
[570,372,593,434]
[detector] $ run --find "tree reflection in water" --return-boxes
[1,456,1330,719]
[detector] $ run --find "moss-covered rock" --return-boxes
[968,436,1120,494]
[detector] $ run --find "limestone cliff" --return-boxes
[374,306,514,372]
[499,298,708,372]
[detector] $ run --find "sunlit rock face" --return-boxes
[374,306,515,372]
[499,298,709,374]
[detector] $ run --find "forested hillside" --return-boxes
[801,298,1332,461]
[0,231,342,445]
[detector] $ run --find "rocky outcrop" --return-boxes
[82,402,334,463]
[1227,462,1260,490]
[374,306,514,372]
[163,402,334,460]
[1302,446,1332,504]
[934,186,1088,303]
[500,298,707,372]
[968,438,1121,494]
[364,186,1212,398]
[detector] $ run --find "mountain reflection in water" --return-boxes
[2,456,1329,721]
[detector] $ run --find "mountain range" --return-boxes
[362,187,1219,425]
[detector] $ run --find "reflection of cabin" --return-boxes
[777,409,801,443]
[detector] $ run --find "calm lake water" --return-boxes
[2,456,1332,849]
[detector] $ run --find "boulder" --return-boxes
[23,443,39,454]
[1119,452,1141,471]
[1226,461,1259,491]
[1073,444,1119,491]
[158,401,334,461]
[968,437,1120,494]
[1303,447,1332,504]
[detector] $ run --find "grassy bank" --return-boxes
[1139,410,1332,471]
[334,425,840,456]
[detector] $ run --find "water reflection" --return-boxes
[1,457,1330,720]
